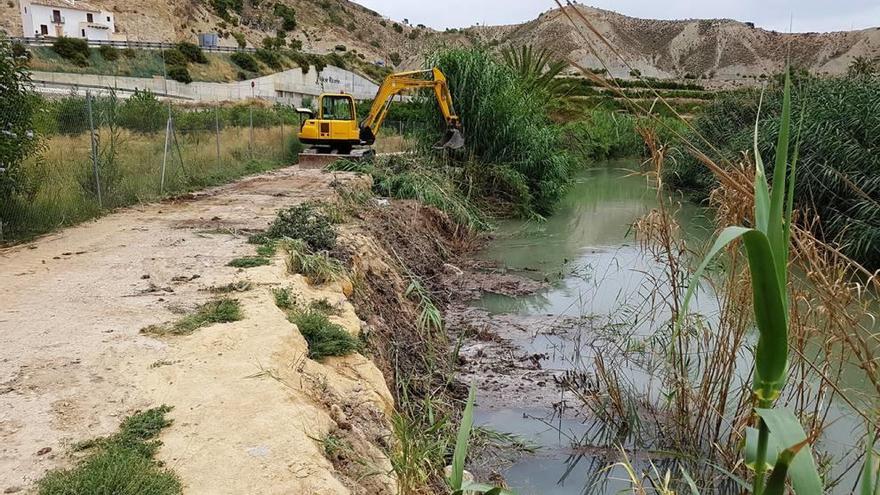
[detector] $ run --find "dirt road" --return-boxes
[0,166,396,494]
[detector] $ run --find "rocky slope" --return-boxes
[2,1,877,80]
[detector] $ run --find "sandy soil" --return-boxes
[0,166,396,494]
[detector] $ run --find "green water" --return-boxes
[470,160,869,494]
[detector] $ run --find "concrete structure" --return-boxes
[29,65,381,106]
[20,0,116,40]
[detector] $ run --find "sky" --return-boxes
[355,0,880,33]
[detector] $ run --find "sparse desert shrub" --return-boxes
[52,37,90,66]
[232,32,247,49]
[231,51,259,72]
[334,44,346,52]
[388,52,401,66]
[265,203,337,251]
[289,308,360,360]
[161,48,188,68]
[274,3,296,31]
[272,286,295,309]
[176,42,207,64]
[392,23,403,34]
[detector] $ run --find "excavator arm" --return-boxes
[359,68,464,150]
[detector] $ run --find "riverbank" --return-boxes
[0,165,476,493]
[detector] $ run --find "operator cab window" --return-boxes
[320,96,353,121]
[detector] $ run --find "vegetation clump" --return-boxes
[231,52,259,72]
[227,255,270,268]
[264,203,337,251]
[37,406,180,495]
[52,37,90,66]
[98,45,119,61]
[141,298,242,336]
[289,308,360,360]
[175,42,208,64]
[667,76,880,269]
[283,239,344,285]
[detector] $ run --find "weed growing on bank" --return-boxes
[37,406,180,495]
[141,298,242,336]
[228,256,271,268]
[289,308,361,360]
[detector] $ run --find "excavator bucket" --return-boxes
[434,128,465,151]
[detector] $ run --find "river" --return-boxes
[465,160,870,494]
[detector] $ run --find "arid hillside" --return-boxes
[2,1,878,79]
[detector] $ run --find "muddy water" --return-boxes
[466,161,866,494]
[466,161,714,494]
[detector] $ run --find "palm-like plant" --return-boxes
[848,56,878,78]
[500,44,572,98]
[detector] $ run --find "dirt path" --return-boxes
[0,167,396,494]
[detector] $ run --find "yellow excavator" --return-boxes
[296,68,464,162]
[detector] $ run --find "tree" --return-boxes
[500,44,572,99]
[848,56,877,78]
[0,34,41,199]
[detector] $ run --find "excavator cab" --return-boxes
[297,93,360,153]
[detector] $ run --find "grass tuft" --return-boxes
[283,239,345,285]
[290,309,361,361]
[142,298,242,336]
[37,406,180,495]
[272,286,295,309]
[264,203,337,251]
[227,256,271,268]
[208,280,253,293]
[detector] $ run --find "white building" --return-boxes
[20,0,117,40]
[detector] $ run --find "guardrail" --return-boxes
[11,36,257,53]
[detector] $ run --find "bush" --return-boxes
[0,35,41,200]
[122,48,136,59]
[274,3,296,31]
[166,65,192,84]
[117,89,166,133]
[52,37,89,66]
[98,44,119,61]
[667,77,880,269]
[232,32,247,48]
[11,41,31,62]
[427,47,574,215]
[176,42,207,64]
[255,48,282,69]
[388,52,401,66]
[392,23,403,33]
[334,44,346,52]
[264,203,337,251]
[162,48,188,68]
[53,96,90,135]
[231,52,259,72]
[290,309,361,360]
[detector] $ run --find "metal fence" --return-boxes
[11,37,257,53]
[0,90,297,241]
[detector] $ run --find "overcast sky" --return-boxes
[356,0,880,33]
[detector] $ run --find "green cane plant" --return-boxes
[680,70,823,494]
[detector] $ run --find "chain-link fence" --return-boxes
[1,89,301,242]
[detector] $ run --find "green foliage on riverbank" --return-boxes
[666,76,880,269]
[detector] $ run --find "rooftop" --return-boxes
[28,0,102,13]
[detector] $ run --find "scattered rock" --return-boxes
[36,447,51,456]
[4,486,22,493]
[330,404,351,430]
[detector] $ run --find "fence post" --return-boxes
[215,105,221,168]
[249,82,255,159]
[86,91,103,208]
[160,111,171,195]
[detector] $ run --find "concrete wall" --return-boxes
[29,65,381,106]
[21,1,115,40]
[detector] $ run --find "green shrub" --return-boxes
[166,65,192,84]
[264,203,337,250]
[392,23,403,33]
[0,35,41,201]
[53,96,90,135]
[11,41,31,61]
[162,48,188,67]
[210,0,243,20]
[274,3,297,31]
[334,44,346,52]
[255,48,282,69]
[388,52,401,66]
[232,32,247,48]
[231,52,259,72]
[98,44,119,61]
[283,239,344,285]
[290,309,361,360]
[176,42,207,64]
[562,109,642,161]
[117,89,166,133]
[427,47,575,215]
[667,77,880,269]
[52,37,89,66]
[122,47,136,59]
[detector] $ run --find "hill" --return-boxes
[2,1,878,82]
